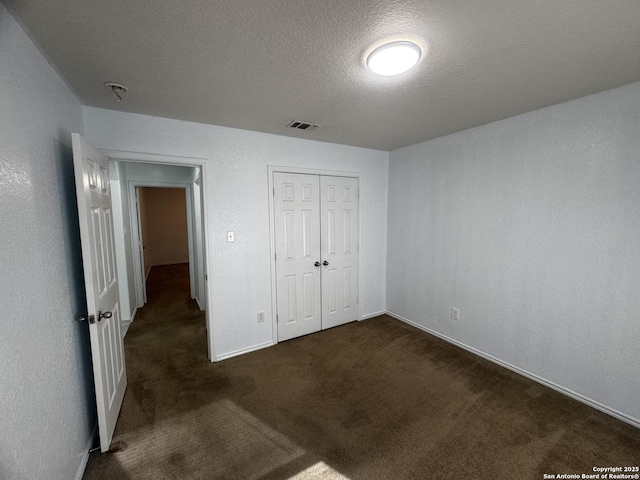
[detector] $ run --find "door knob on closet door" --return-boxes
[314,261,321,267]
[322,260,329,266]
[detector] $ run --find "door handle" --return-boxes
[322,260,329,266]
[98,311,113,322]
[314,261,321,267]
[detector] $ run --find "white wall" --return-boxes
[0,4,95,479]
[387,82,640,425]
[122,161,196,184]
[82,107,389,359]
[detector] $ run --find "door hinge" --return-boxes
[276,314,279,322]
[273,187,275,196]
[274,252,276,261]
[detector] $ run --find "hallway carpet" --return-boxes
[83,264,640,479]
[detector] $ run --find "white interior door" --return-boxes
[320,176,359,329]
[72,133,127,453]
[274,173,322,341]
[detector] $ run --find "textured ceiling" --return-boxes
[5,0,640,151]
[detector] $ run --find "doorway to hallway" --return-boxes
[108,161,207,340]
[137,186,191,298]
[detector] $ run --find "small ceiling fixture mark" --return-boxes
[287,120,320,131]
[104,82,128,102]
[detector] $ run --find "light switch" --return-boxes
[227,231,235,242]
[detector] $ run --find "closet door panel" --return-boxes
[274,173,322,341]
[320,176,359,329]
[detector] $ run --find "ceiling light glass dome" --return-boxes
[367,40,422,76]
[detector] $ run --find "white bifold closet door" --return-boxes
[274,173,322,340]
[319,175,359,330]
[274,172,359,342]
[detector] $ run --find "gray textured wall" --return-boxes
[0,3,95,479]
[387,82,640,426]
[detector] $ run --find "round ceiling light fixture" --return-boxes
[366,40,422,76]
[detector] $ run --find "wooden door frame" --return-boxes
[102,150,215,361]
[267,165,362,345]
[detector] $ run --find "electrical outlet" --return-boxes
[451,307,459,321]
[257,311,265,323]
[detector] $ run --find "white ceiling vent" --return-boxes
[287,120,320,131]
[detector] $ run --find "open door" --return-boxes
[72,133,127,452]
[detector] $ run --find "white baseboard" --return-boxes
[385,310,640,430]
[120,308,137,339]
[195,296,205,311]
[360,310,386,320]
[75,423,97,480]
[150,261,190,267]
[121,320,131,338]
[215,341,274,362]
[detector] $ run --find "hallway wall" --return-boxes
[139,187,189,273]
[0,3,95,479]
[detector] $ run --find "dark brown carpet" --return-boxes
[84,263,640,480]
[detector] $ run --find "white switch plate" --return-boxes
[257,311,264,323]
[451,307,459,321]
[227,231,234,242]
